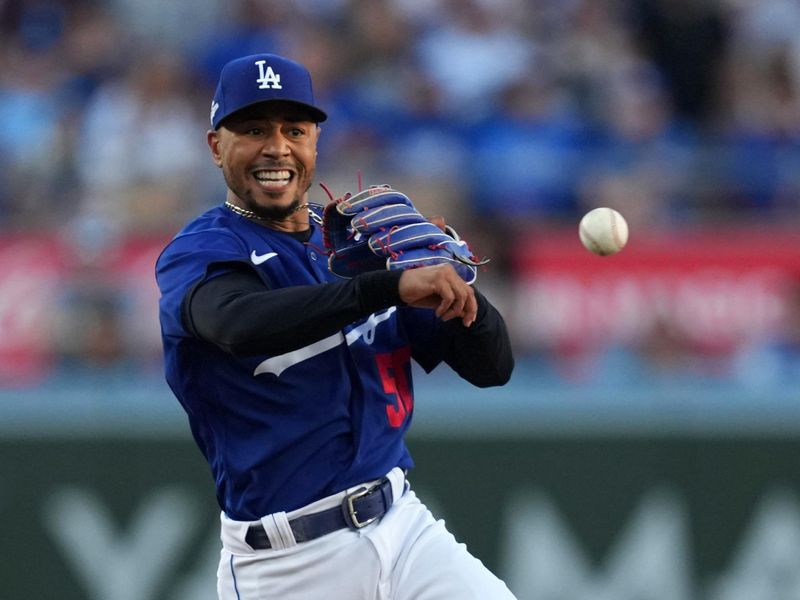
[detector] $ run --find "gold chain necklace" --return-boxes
[224,200,314,223]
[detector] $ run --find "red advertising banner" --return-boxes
[511,226,800,354]
[0,234,74,383]
[0,234,169,385]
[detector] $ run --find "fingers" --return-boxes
[428,215,446,233]
[463,288,478,326]
[398,264,477,327]
[436,278,477,327]
[441,283,478,327]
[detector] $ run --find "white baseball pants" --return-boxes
[217,468,516,599]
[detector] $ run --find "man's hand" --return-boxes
[398,264,477,327]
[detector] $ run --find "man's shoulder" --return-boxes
[162,206,247,251]
[155,206,250,277]
[173,204,241,239]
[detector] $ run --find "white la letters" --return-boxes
[255,60,282,89]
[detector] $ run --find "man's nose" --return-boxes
[260,130,290,157]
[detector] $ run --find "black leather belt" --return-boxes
[245,478,394,550]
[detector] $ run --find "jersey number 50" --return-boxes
[375,347,413,428]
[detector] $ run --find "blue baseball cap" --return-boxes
[210,53,327,129]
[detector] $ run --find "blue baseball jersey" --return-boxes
[156,204,443,521]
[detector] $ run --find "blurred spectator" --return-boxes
[466,69,588,220]
[711,0,800,217]
[74,50,211,233]
[577,61,699,229]
[380,75,471,189]
[1,0,67,52]
[196,0,288,88]
[0,40,69,226]
[59,3,126,105]
[728,0,800,53]
[550,0,636,116]
[414,0,534,118]
[629,0,729,122]
[52,268,128,370]
[107,0,223,53]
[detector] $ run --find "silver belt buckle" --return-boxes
[343,484,380,529]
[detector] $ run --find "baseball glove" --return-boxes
[322,185,487,284]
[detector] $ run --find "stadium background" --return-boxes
[2,0,800,598]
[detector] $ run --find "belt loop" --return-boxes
[386,466,406,503]
[260,512,296,550]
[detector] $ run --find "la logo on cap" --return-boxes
[255,60,282,90]
[210,53,327,129]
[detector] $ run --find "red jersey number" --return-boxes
[375,347,413,428]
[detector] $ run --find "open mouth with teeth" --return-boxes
[253,169,294,189]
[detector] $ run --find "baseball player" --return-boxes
[156,53,516,599]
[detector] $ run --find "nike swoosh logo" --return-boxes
[254,307,397,377]
[250,250,278,265]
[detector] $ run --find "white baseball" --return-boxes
[578,207,629,256]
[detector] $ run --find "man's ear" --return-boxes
[207,130,223,167]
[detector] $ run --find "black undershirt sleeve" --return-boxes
[183,263,514,387]
[183,264,404,357]
[428,289,514,388]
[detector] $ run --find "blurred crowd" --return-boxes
[2,0,800,384]
[4,0,800,232]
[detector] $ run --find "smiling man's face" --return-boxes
[208,101,320,226]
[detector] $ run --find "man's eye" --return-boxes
[246,128,263,135]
